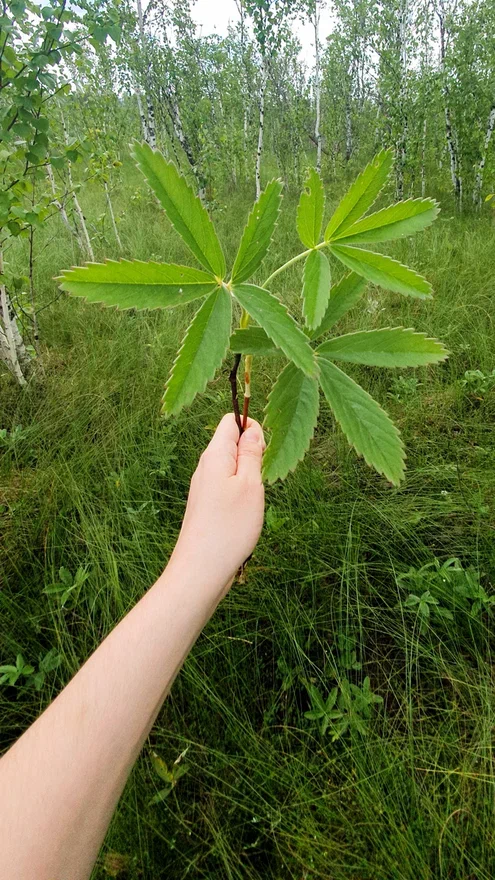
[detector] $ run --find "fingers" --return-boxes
[236,420,265,481]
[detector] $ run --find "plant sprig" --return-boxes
[58,144,447,486]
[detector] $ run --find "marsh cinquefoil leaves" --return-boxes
[59,145,447,486]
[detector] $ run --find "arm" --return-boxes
[0,414,265,880]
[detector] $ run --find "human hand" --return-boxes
[171,414,265,590]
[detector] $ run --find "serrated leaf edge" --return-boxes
[317,355,406,484]
[330,245,433,298]
[325,148,394,241]
[316,327,450,362]
[161,287,230,416]
[262,366,320,483]
[333,197,441,242]
[231,178,283,284]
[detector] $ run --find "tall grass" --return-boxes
[1,162,495,878]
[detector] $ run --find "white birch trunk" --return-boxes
[473,104,495,209]
[136,0,156,148]
[438,1,462,207]
[136,91,149,143]
[169,96,206,201]
[46,164,77,240]
[255,59,267,200]
[313,0,322,174]
[421,116,427,197]
[104,183,123,252]
[62,116,94,259]
[0,251,27,386]
[345,95,353,161]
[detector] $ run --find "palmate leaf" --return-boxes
[162,286,231,416]
[325,149,393,241]
[333,198,440,245]
[311,272,367,339]
[302,249,331,330]
[317,356,405,484]
[262,361,319,483]
[297,167,325,248]
[57,260,217,310]
[232,283,319,378]
[231,179,283,284]
[131,141,225,278]
[230,326,279,356]
[331,245,432,299]
[317,327,449,367]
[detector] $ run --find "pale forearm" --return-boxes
[0,550,228,880]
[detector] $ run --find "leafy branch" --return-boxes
[58,144,447,486]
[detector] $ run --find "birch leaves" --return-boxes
[59,144,447,487]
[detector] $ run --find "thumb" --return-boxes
[236,421,265,481]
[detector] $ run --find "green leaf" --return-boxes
[333,198,440,244]
[317,327,449,367]
[311,273,367,339]
[57,260,217,310]
[297,167,325,248]
[318,356,405,484]
[230,326,279,356]
[231,179,283,284]
[325,149,393,241]
[302,249,331,330]
[232,284,318,378]
[162,286,231,416]
[131,141,225,278]
[262,362,319,483]
[331,245,432,299]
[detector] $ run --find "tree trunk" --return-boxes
[473,103,495,209]
[46,164,78,241]
[345,94,353,161]
[0,250,28,386]
[438,2,462,208]
[136,91,149,143]
[105,183,123,252]
[66,159,94,261]
[136,0,156,148]
[165,91,206,201]
[255,59,267,199]
[421,116,427,198]
[313,0,322,174]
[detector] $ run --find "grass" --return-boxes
[1,158,495,878]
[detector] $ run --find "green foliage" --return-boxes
[305,676,383,739]
[324,149,394,240]
[317,328,448,368]
[163,287,232,416]
[231,179,283,284]
[232,283,318,378]
[318,357,405,484]
[58,261,217,310]
[59,147,445,485]
[44,565,90,608]
[131,142,226,277]
[301,249,331,330]
[297,167,325,248]
[330,245,433,298]
[459,368,495,396]
[262,362,319,482]
[0,648,61,691]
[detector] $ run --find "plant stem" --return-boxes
[263,241,326,289]
[242,354,252,430]
[229,353,243,435]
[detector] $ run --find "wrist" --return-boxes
[160,540,235,603]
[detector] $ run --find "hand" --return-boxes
[171,414,265,590]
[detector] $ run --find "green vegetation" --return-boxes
[1,158,495,876]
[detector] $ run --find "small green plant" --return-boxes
[0,653,34,686]
[59,146,448,484]
[459,369,495,397]
[44,565,90,608]
[0,425,29,450]
[304,676,382,739]
[402,590,453,633]
[398,557,494,620]
[387,374,422,402]
[0,647,61,690]
[149,750,189,804]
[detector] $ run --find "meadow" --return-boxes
[1,161,495,879]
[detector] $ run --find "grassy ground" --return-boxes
[1,160,495,879]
